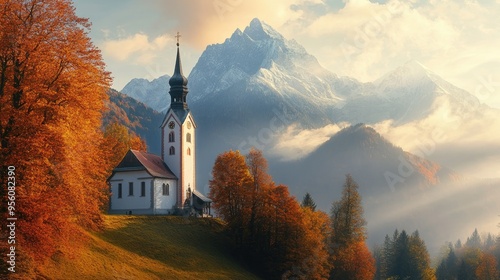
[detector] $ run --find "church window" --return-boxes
[162,183,170,196]
[187,148,191,156]
[186,133,191,143]
[169,131,175,142]
[169,146,175,155]
[129,182,134,196]
[140,182,146,197]
[118,183,122,198]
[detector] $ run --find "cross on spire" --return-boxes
[175,32,181,46]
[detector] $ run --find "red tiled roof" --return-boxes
[113,150,177,179]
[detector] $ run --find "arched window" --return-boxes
[186,133,191,143]
[168,131,175,142]
[169,146,175,155]
[187,148,191,156]
[162,183,169,196]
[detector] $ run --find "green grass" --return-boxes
[38,215,261,280]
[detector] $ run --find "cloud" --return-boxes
[277,0,500,108]
[270,123,346,161]
[150,0,324,49]
[371,101,500,178]
[101,33,172,64]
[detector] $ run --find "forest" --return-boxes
[209,149,500,280]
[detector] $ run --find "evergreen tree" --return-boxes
[484,233,495,250]
[445,245,459,279]
[466,229,482,248]
[330,174,366,246]
[379,229,435,280]
[301,192,317,211]
[408,231,435,279]
[393,230,412,278]
[329,174,374,280]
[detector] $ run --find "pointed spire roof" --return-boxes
[168,32,189,110]
[169,46,188,87]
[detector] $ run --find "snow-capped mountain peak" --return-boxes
[244,18,284,42]
[374,60,433,88]
[120,75,170,112]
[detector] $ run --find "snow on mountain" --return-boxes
[188,18,354,130]
[337,60,484,124]
[121,75,170,112]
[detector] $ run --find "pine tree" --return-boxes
[484,233,495,250]
[301,192,317,211]
[466,229,482,248]
[408,231,435,279]
[330,174,366,246]
[329,174,374,280]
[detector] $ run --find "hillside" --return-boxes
[36,216,260,280]
[103,89,164,154]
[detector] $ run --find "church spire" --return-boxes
[169,32,188,110]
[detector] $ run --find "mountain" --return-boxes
[188,18,360,132]
[271,124,460,211]
[110,18,500,254]
[103,89,164,154]
[337,60,485,124]
[121,75,170,112]
[270,124,500,253]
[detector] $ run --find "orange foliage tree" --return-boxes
[476,253,500,280]
[101,122,147,174]
[210,149,333,279]
[209,150,253,245]
[0,0,110,271]
[290,207,332,279]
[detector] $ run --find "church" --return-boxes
[108,38,211,216]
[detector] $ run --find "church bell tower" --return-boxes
[161,33,196,208]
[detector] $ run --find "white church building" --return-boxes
[108,40,211,216]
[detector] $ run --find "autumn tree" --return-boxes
[101,122,147,173]
[475,253,499,280]
[210,149,334,279]
[329,174,375,280]
[292,207,332,279]
[245,148,272,250]
[209,150,252,246]
[0,0,110,273]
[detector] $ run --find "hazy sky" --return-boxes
[72,0,500,108]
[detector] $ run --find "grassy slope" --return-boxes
[38,216,260,280]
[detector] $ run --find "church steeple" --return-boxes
[169,32,188,110]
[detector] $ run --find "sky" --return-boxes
[72,0,500,108]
